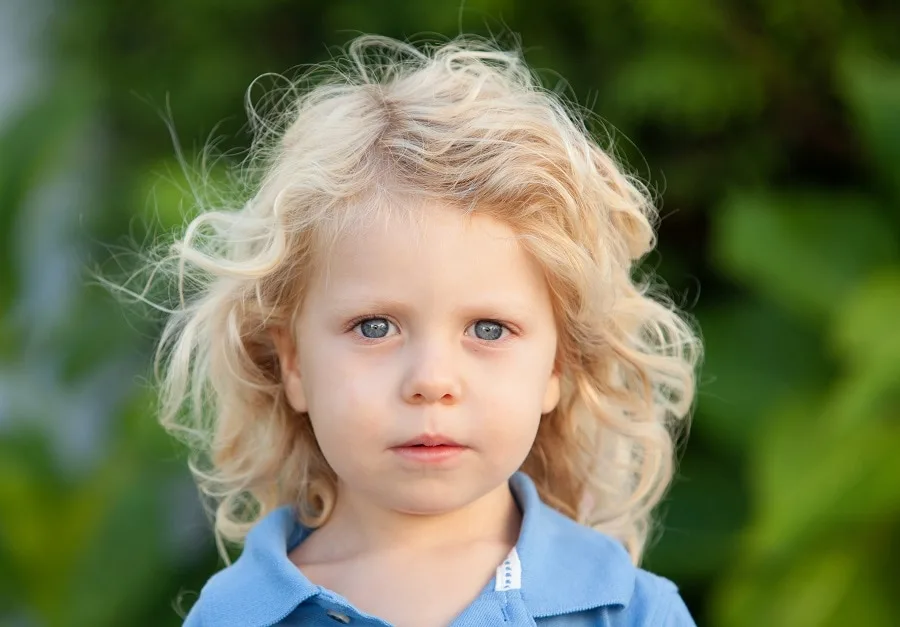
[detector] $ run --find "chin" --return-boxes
[385,485,477,516]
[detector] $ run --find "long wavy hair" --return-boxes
[153,34,701,565]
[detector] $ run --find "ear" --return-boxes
[270,325,308,414]
[541,372,561,415]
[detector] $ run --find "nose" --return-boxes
[400,342,462,405]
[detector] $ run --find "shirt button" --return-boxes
[325,609,351,623]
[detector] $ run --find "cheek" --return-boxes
[306,347,393,405]
[303,375,390,478]
[473,356,550,438]
[483,342,556,404]
[299,346,395,447]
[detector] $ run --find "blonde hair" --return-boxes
[154,34,701,565]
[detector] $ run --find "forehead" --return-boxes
[308,201,551,308]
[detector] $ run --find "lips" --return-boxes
[395,434,463,448]
[391,434,468,465]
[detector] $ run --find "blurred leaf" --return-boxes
[65,466,168,627]
[644,451,747,582]
[0,436,57,604]
[749,394,900,562]
[712,190,898,321]
[134,156,232,232]
[632,0,728,35]
[0,431,101,619]
[838,47,900,202]
[695,300,827,453]
[610,48,764,130]
[823,269,900,438]
[714,539,897,627]
[831,269,900,371]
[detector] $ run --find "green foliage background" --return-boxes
[1,1,898,625]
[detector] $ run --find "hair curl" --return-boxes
[153,34,701,564]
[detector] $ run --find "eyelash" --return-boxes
[345,315,516,343]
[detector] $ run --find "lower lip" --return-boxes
[392,445,467,463]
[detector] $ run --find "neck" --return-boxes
[309,480,521,559]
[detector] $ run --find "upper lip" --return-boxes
[395,434,463,447]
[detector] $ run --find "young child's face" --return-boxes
[274,201,561,516]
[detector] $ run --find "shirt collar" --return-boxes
[508,471,636,617]
[197,472,637,626]
[197,505,317,627]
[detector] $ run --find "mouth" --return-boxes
[391,434,468,465]
[394,434,463,448]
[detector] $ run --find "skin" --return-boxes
[271,202,560,625]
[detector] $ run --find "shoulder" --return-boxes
[540,516,694,626]
[179,557,269,627]
[616,569,695,626]
[537,570,694,627]
[178,506,316,627]
[510,472,694,625]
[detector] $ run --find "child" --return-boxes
[157,34,701,626]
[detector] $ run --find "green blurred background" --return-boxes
[1,0,898,625]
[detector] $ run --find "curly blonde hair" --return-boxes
[154,34,701,565]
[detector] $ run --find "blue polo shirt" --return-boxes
[183,472,695,626]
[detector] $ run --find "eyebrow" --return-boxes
[326,297,415,317]
[325,294,539,322]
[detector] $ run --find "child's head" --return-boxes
[156,35,700,564]
[269,202,562,527]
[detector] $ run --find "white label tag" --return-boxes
[494,547,522,591]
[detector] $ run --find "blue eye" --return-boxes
[357,318,393,339]
[471,320,505,341]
